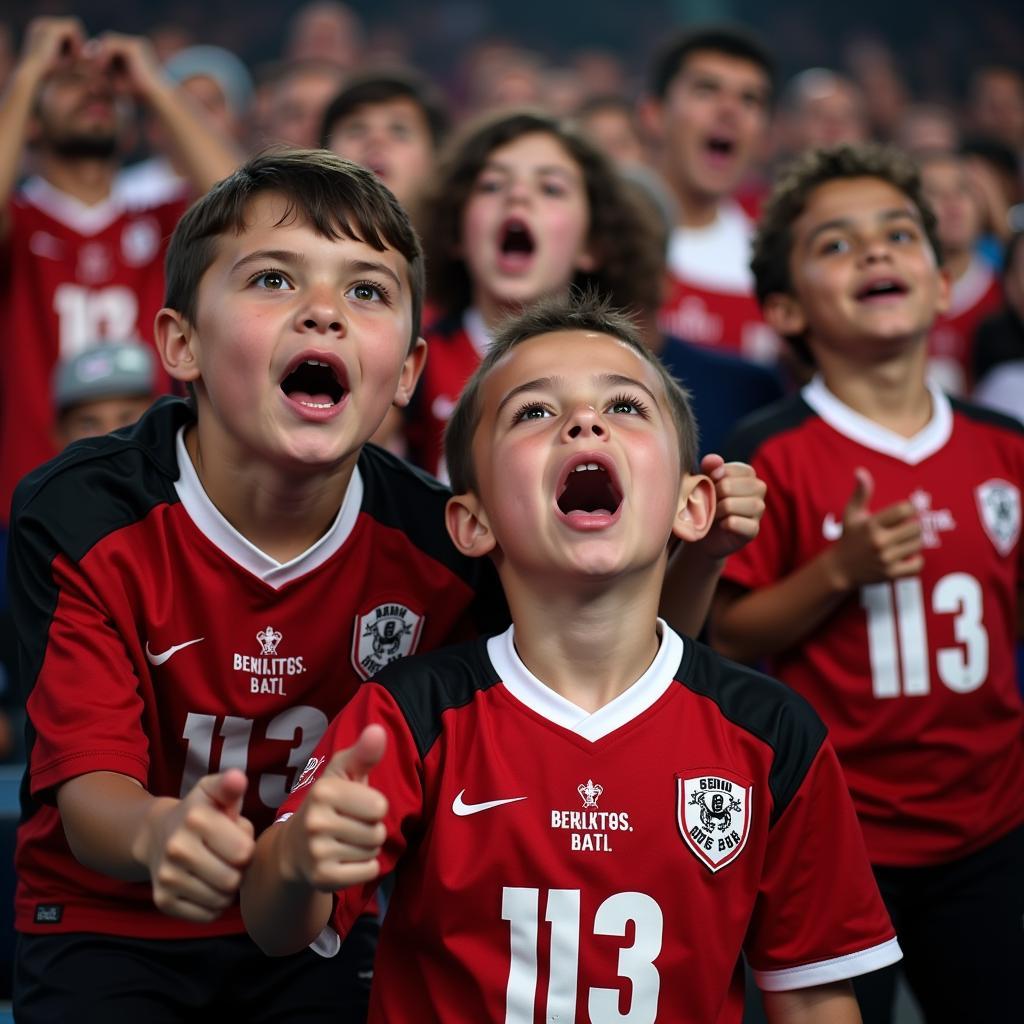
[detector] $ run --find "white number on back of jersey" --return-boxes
[180,708,328,806]
[502,886,663,1023]
[861,573,988,697]
[54,283,138,358]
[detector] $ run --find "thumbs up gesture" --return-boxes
[279,725,390,891]
[133,768,256,922]
[826,467,925,590]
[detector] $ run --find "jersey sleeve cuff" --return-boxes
[753,936,902,992]
[309,925,341,958]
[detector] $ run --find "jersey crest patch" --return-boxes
[677,770,752,872]
[352,602,425,680]
[975,479,1021,556]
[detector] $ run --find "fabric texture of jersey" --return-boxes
[926,254,1002,395]
[657,201,779,366]
[722,378,1024,866]
[0,179,184,522]
[279,624,899,1024]
[11,397,503,938]
[405,310,489,480]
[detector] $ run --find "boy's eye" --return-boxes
[252,270,292,290]
[889,226,916,243]
[541,180,569,198]
[475,175,504,194]
[347,281,388,303]
[511,402,551,423]
[819,237,850,256]
[607,394,649,417]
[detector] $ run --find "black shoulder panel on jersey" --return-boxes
[373,638,501,759]
[675,640,828,827]
[11,396,189,561]
[9,398,189,708]
[949,395,1024,438]
[722,394,815,464]
[357,443,485,590]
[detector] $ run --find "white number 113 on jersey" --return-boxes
[502,886,663,1023]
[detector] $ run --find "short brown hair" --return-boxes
[164,148,425,348]
[417,110,663,318]
[751,143,943,355]
[444,291,698,496]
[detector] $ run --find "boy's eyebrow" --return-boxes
[231,250,403,289]
[804,208,921,249]
[494,372,659,417]
[484,160,579,180]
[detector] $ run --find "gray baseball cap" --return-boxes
[53,342,157,413]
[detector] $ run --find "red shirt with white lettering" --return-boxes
[657,201,780,365]
[0,178,183,521]
[11,399,503,937]
[278,626,899,1024]
[722,378,1024,865]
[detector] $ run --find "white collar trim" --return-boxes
[172,427,363,588]
[487,620,683,741]
[802,375,952,465]
[21,175,124,236]
[463,307,492,358]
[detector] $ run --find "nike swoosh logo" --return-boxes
[822,513,843,541]
[452,789,527,816]
[145,637,204,666]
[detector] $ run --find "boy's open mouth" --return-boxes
[557,459,623,516]
[499,218,535,258]
[280,357,347,409]
[704,135,736,159]
[855,278,909,302]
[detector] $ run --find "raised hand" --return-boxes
[18,17,86,80]
[87,32,166,100]
[826,467,924,590]
[698,454,768,560]
[132,768,256,923]
[279,725,389,892]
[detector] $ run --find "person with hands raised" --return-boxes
[711,144,1024,1024]
[0,16,241,526]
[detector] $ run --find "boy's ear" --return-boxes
[445,491,496,558]
[672,472,715,543]
[154,307,201,383]
[393,337,428,408]
[762,292,807,340]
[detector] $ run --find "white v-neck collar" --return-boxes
[172,428,363,589]
[463,307,492,358]
[802,375,952,465]
[487,620,683,742]
[22,175,125,236]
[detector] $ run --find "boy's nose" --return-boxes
[299,300,343,334]
[563,404,606,440]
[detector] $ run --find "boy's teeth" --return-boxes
[306,359,328,367]
[573,463,602,472]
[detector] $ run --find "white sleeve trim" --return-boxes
[754,936,903,992]
[310,926,341,958]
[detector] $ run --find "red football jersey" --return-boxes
[657,202,780,366]
[280,625,900,1024]
[0,177,184,522]
[927,255,1002,395]
[405,309,489,480]
[723,378,1024,866]
[11,398,503,938]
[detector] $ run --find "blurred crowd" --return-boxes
[0,0,1022,759]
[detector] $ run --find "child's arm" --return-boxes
[661,454,767,636]
[711,467,923,663]
[57,767,255,923]
[241,725,388,957]
[762,982,862,1023]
